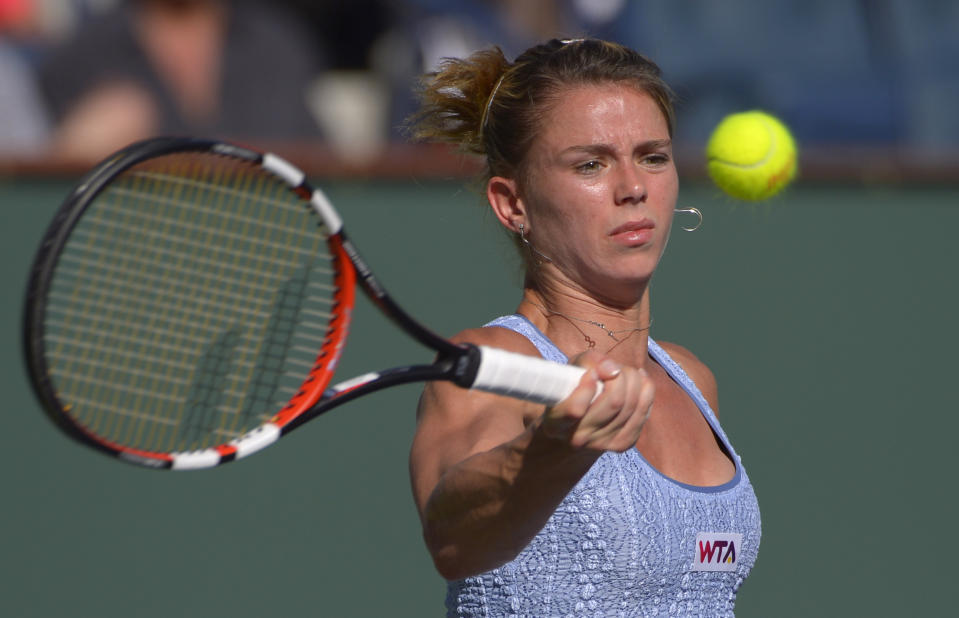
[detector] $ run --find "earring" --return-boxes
[674,207,703,232]
[517,223,553,264]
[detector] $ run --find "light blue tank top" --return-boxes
[445,315,761,617]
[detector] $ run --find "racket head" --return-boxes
[23,137,354,469]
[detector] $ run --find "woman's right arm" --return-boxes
[409,326,653,580]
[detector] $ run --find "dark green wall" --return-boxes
[3,177,955,616]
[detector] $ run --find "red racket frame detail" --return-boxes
[271,234,357,429]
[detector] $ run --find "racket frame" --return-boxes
[24,137,587,470]
[23,137,479,469]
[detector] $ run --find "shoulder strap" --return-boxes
[483,314,568,364]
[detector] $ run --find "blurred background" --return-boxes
[1,0,957,174]
[2,1,957,617]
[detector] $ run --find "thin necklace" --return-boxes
[528,301,652,348]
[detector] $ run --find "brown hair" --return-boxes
[410,38,676,183]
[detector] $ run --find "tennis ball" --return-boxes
[706,111,798,201]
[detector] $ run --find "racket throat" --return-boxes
[447,344,482,388]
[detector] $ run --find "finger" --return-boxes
[571,367,652,450]
[568,372,628,448]
[605,375,655,452]
[539,368,600,438]
[595,358,622,381]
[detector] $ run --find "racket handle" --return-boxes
[469,345,602,405]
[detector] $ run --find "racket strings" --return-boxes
[43,152,338,453]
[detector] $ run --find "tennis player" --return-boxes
[408,38,761,616]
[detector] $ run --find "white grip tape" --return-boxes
[473,346,600,405]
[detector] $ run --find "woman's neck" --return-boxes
[518,283,652,367]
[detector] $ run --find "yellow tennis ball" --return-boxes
[706,111,798,201]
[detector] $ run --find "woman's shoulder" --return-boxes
[449,322,544,357]
[654,340,720,414]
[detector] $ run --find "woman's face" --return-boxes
[520,83,679,303]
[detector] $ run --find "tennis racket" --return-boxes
[23,137,591,470]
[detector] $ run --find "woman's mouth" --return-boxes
[609,219,655,245]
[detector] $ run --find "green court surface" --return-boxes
[2,176,955,616]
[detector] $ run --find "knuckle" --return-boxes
[641,380,656,402]
[547,408,581,426]
[605,392,626,411]
[608,434,636,453]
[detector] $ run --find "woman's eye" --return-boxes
[577,160,602,173]
[643,153,670,166]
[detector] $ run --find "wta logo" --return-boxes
[692,532,743,572]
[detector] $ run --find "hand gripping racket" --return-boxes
[23,137,591,470]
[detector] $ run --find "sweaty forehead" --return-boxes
[535,84,670,152]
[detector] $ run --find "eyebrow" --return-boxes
[561,138,672,156]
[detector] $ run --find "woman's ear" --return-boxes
[487,175,526,233]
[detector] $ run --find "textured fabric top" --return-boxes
[445,314,761,617]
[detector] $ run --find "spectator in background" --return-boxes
[371,0,583,143]
[0,41,49,154]
[0,0,50,154]
[37,0,325,162]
